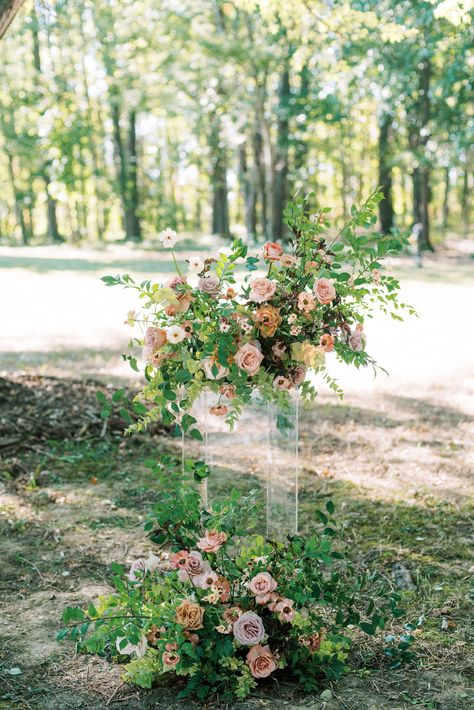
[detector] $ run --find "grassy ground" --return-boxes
[0,244,473,709]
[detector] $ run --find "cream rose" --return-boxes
[246,644,278,678]
[233,611,265,646]
[235,343,264,376]
[249,277,276,303]
[175,600,204,630]
[201,357,229,380]
[313,278,336,304]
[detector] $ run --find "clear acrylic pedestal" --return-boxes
[181,391,299,540]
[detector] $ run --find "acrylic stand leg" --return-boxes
[181,391,299,539]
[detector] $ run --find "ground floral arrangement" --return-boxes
[59,462,414,701]
[101,189,414,437]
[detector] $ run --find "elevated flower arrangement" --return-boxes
[59,192,416,700]
[102,190,413,438]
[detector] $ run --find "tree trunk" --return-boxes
[125,108,141,241]
[378,113,394,234]
[461,166,470,238]
[209,115,230,238]
[44,172,62,243]
[6,150,28,244]
[0,0,25,39]
[32,1,62,243]
[414,59,434,252]
[253,124,267,238]
[442,166,450,232]
[239,141,257,239]
[110,92,133,240]
[272,66,290,241]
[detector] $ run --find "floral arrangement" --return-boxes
[102,190,413,437]
[59,462,410,701]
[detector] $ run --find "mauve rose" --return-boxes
[313,278,336,304]
[196,529,228,553]
[145,327,167,353]
[262,241,283,261]
[201,357,229,380]
[246,644,278,678]
[249,277,276,303]
[348,330,366,351]
[198,276,221,297]
[290,365,307,386]
[233,611,265,646]
[248,572,277,603]
[167,275,187,290]
[178,550,205,579]
[235,343,264,376]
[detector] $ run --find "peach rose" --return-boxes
[201,357,229,380]
[313,278,336,304]
[235,343,264,376]
[248,572,277,604]
[253,304,282,338]
[219,383,236,399]
[196,530,228,553]
[246,644,278,678]
[233,611,265,645]
[175,600,204,630]
[279,253,297,267]
[319,333,335,352]
[164,291,193,316]
[262,241,283,261]
[249,277,276,303]
[209,404,228,417]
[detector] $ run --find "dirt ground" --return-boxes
[0,244,473,709]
